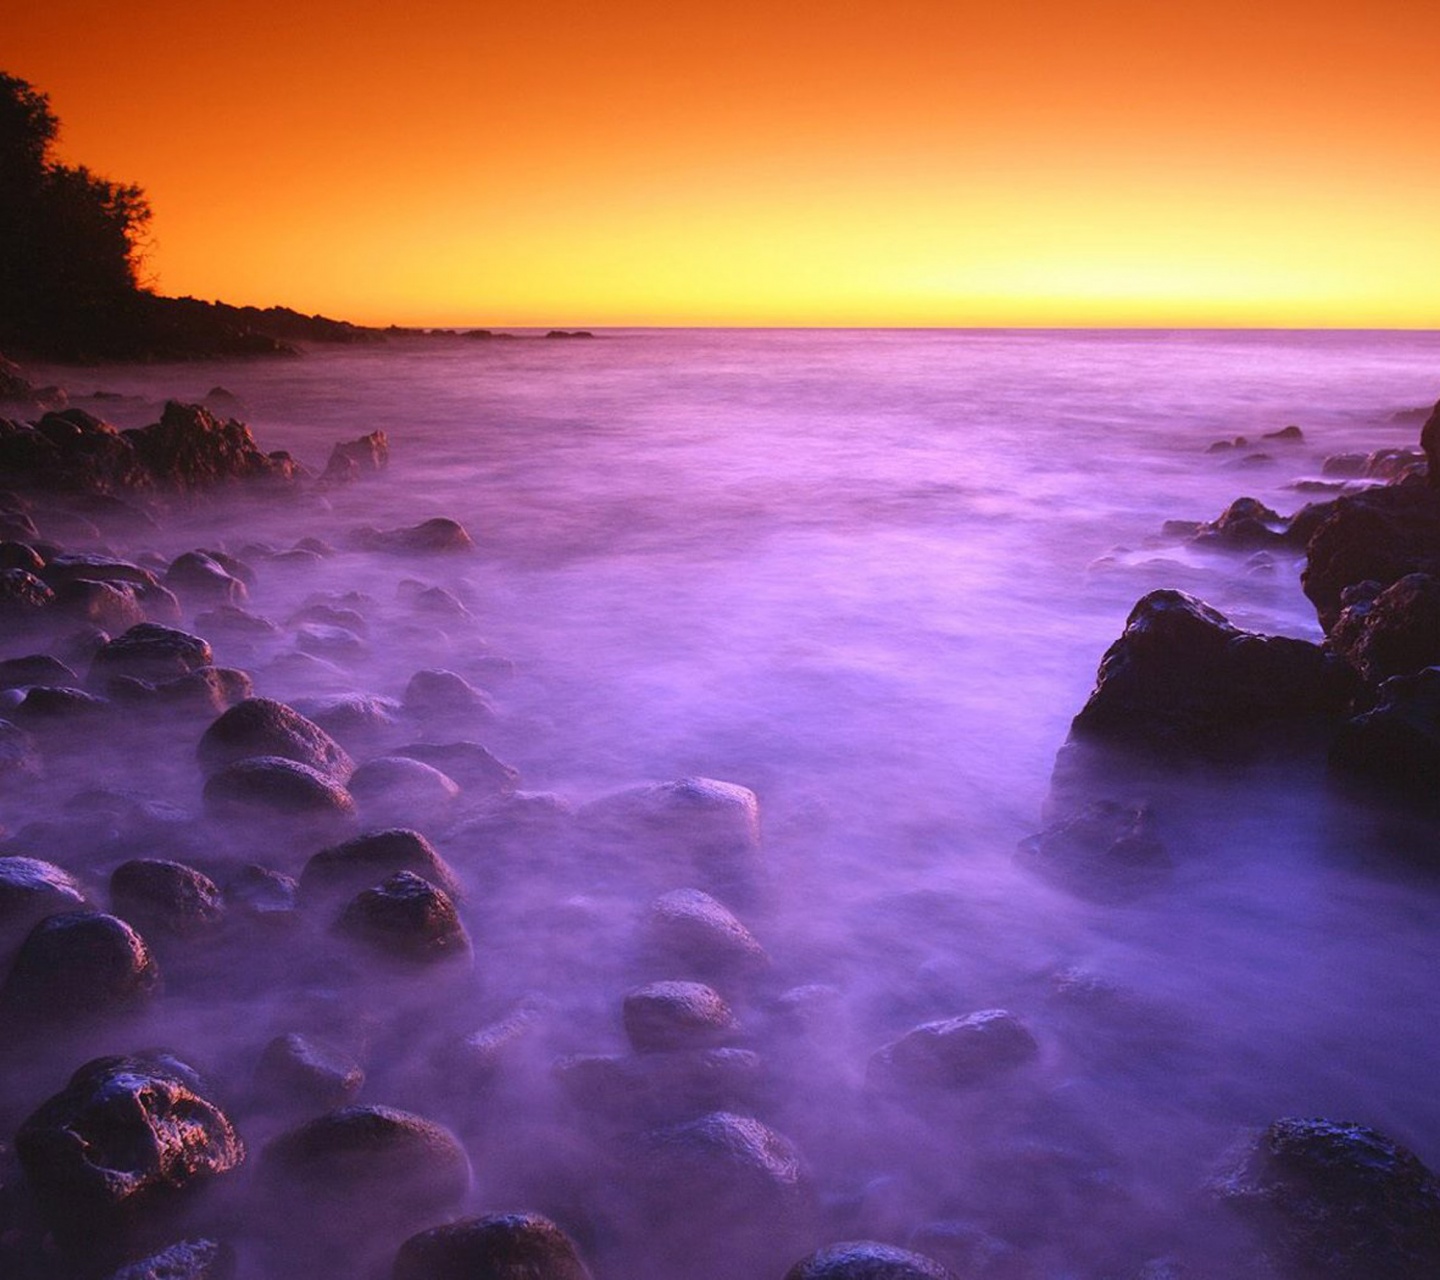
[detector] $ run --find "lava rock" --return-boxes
[392,1212,593,1280]
[623,980,740,1053]
[0,911,159,1024]
[109,859,225,942]
[1017,800,1170,900]
[869,1010,1039,1093]
[1211,1117,1440,1279]
[16,1054,243,1238]
[202,756,357,822]
[336,871,470,965]
[1070,590,1357,756]
[253,1033,365,1113]
[198,698,354,781]
[300,828,462,903]
[642,887,770,982]
[783,1241,958,1280]
[90,623,214,684]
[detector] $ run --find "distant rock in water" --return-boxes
[545,329,595,339]
[1018,799,1170,900]
[321,430,388,484]
[356,517,476,554]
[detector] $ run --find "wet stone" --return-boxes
[109,858,226,942]
[89,623,214,685]
[555,1047,763,1125]
[359,516,475,553]
[253,1032,365,1113]
[0,911,159,1025]
[0,717,40,782]
[348,755,461,825]
[403,668,497,722]
[0,653,77,689]
[300,828,462,904]
[0,855,87,948]
[53,578,147,631]
[164,551,248,605]
[0,568,55,619]
[393,1212,593,1280]
[783,1241,958,1280]
[103,1238,235,1280]
[11,684,111,727]
[202,756,357,821]
[16,1054,244,1239]
[291,693,400,749]
[336,870,470,965]
[197,697,354,781]
[869,1009,1039,1094]
[1017,800,1170,901]
[623,980,740,1053]
[394,740,519,796]
[643,887,770,982]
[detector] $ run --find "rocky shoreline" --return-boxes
[0,357,1438,1280]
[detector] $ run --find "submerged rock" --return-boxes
[198,697,354,781]
[300,828,462,903]
[109,858,226,942]
[321,430,389,483]
[90,623,214,684]
[253,1032,365,1113]
[16,1054,244,1239]
[642,887,770,982]
[104,1238,235,1280]
[0,855,87,950]
[784,1241,958,1280]
[1211,1116,1440,1279]
[336,870,470,965]
[1330,666,1440,801]
[0,911,159,1025]
[347,755,460,825]
[1017,800,1170,900]
[202,756,357,822]
[869,1010,1039,1094]
[392,1212,593,1280]
[358,517,475,554]
[394,740,519,796]
[623,980,740,1053]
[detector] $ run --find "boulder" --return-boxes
[125,401,293,491]
[53,578,148,631]
[253,1033,364,1113]
[11,684,112,728]
[1017,800,1170,900]
[164,551,248,606]
[1192,497,1288,550]
[16,1055,243,1238]
[198,698,354,781]
[90,623,214,685]
[109,858,225,942]
[0,911,159,1024]
[783,1241,957,1280]
[0,411,148,493]
[223,864,299,924]
[335,871,470,965]
[0,653,77,689]
[107,667,253,719]
[0,567,54,619]
[554,1047,763,1125]
[869,1010,1038,1094]
[623,980,740,1053]
[1328,573,1440,685]
[642,887,770,982]
[1211,1117,1440,1279]
[1070,590,1356,756]
[202,756,357,822]
[1419,397,1440,487]
[0,855,87,951]
[392,1212,593,1280]
[358,518,475,554]
[394,741,519,796]
[103,1239,235,1280]
[403,668,497,722]
[347,755,460,825]
[300,829,462,904]
[321,431,389,483]
[1330,666,1440,801]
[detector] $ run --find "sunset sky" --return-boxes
[9,1,1440,328]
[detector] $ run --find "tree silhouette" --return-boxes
[0,72,152,357]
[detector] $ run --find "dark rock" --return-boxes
[1322,453,1368,478]
[289,602,368,634]
[402,668,497,722]
[41,553,158,591]
[294,622,368,663]
[0,540,45,572]
[11,684,111,726]
[554,1047,763,1124]
[358,517,476,554]
[300,828,462,903]
[0,653,75,689]
[1070,590,1357,756]
[1421,398,1440,487]
[125,401,294,491]
[623,980,740,1053]
[1263,425,1304,441]
[90,623,214,684]
[192,604,280,641]
[0,567,54,619]
[0,855,87,950]
[393,741,519,796]
[202,756,356,821]
[1017,801,1170,900]
[321,431,388,484]
[253,1033,364,1113]
[1330,667,1440,800]
[198,697,354,780]
[0,911,159,1024]
[335,871,470,965]
[108,667,253,719]
[223,864,299,923]
[292,693,401,749]
[0,718,40,782]
[783,1241,957,1280]
[643,887,770,982]
[1302,483,1440,631]
[1211,1117,1440,1279]
[1328,573,1440,685]
[1205,436,1247,454]
[347,755,461,824]
[1193,497,1287,549]
[0,410,149,493]
[402,582,472,619]
[869,1010,1038,1093]
[104,1238,235,1280]
[54,578,149,631]
[109,859,225,941]
[164,551,247,606]
[393,1212,593,1280]
[16,1055,243,1240]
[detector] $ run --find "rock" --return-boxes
[108,667,253,719]
[291,693,401,750]
[125,400,294,491]
[1302,483,1440,631]
[321,431,389,483]
[392,1212,593,1280]
[11,684,112,727]
[103,1238,235,1280]
[1017,801,1170,900]
[1421,399,1440,486]
[198,697,354,781]
[0,719,42,782]
[439,1000,548,1094]
[0,653,76,688]
[259,1106,469,1264]
[1330,666,1440,800]
[336,870,470,965]
[393,741,518,796]
[1329,573,1440,685]
[554,1047,763,1125]
[90,623,214,684]
[164,551,248,606]
[347,755,460,825]
[109,858,225,941]
[1263,425,1304,441]
[643,887,770,982]
[1211,1117,1440,1279]
[0,410,149,493]
[193,604,280,641]
[869,1010,1039,1093]
[16,1055,243,1240]
[300,829,462,903]
[253,1033,364,1113]
[403,668,497,722]
[53,578,147,631]
[358,517,476,554]
[0,540,45,573]
[1070,590,1357,756]
[202,756,356,822]
[0,855,87,951]
[223,864,299,923]
[0,567,54,619]
[623,980,740,1053]
[1322,452,1368,478]
[783,1241,957,1280]
[0,911,159,1024]
[40,553,158,591]
[1192,497,1287,549]
[0,352,34,399]
[295,623,367,663]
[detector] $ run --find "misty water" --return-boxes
[8,328,1440,1278]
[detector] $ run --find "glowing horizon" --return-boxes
[11,1,1440,329]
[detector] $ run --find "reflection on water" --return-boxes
[7,328,1440,1277]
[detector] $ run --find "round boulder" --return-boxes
[0,911,159,1025]
[643,887,769,981]
[0,855,87,948]
[89,623,213,685]
[300,829,462,904]
[393,1212,593,1280]
[348,755,461,826]
[869,1010,1039,1093]
[253,1032,365,1113]
[109,858,225,942]
[336,871,470,965]
[623,980,740,1053]
[202,756,356,822]
[784,1241,958,1280]
[197,697,354,781]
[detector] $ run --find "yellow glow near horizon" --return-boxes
[9,1,1440,327]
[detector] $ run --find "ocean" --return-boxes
[12,327,1440,1278]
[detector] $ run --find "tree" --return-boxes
[0,72,153,356]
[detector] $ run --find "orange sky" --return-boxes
[9,1,1440,327]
